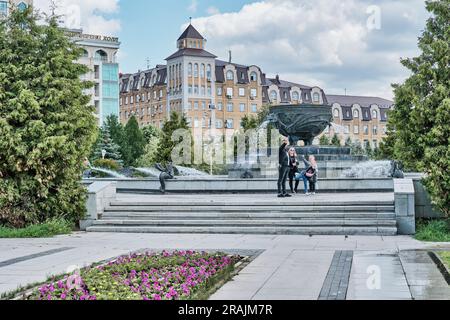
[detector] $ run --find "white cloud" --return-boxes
[189,0,429,99]
[188,0,198,13]
[34,0,121,35]
[206,6,220,15]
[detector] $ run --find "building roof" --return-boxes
[177,24,205,41]
[166,48,217,60]
[327,94,393,108]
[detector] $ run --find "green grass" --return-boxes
[438,252,450,270]
[0,219,73,239]
[415,219,450,242]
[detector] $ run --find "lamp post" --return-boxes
[101,149,107,160]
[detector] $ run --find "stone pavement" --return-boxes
[0,232,449,300]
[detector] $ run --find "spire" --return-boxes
[177,24,205,41]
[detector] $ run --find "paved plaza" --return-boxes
[1,232,449,300]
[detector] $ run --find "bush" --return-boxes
[0,218,73,238]
[0,9,97,227]
[415,219,450,242]
[93,159,122,171]
[319,135,330,146]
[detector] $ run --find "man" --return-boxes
[277,137,292,198]
[156,162,175,194]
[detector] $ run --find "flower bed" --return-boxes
[25,250,242,300]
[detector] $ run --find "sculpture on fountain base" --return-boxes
[156,163,175,194]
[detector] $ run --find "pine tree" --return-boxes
[155,112,189,164]
[0,8,97,227]
[92,127,123,163]
[104,115,124,148]
[385,0,449,217]
[122,115,146,166]
[331,134,341,147]
[319,135,330,146]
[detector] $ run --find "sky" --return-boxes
[33,0,431,100]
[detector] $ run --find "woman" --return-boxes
[301,155,319,195]
[288,148,300,193]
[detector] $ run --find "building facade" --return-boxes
[119,24,393,147]
[0,0,32,16]
[66,29,121,126]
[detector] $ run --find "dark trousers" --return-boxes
[278,166,290,195]
[159,173,172,193]
[309,180,316,193]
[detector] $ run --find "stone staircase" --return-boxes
[86,195,398,235]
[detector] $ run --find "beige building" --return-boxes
[119,24,393,148]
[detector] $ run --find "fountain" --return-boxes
[89,167,127,179]
[342,161,392,178]
[176,166,209,177]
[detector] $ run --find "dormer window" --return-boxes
[270,90,277,101]
[313,93,320,103]
[292,92,299,101]
[250,72,258,82]
[226,71,234,81]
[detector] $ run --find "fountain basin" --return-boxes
[268,104,333,146]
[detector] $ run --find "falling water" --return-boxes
[134,167,161,177]
[176,166,209,177]
[342,161,392,178]
[90,167,127,178]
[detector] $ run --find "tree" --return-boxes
[345,137,353,147]
[104,115,124,148]
[319,135,330,146]
[141,124,161,143]
[384,0,449,217]
[331,134,342,147]
[91,127,123,164]
[0,8,97,227]
[122,115,146,167]
[154,112,189,164]
[241,115,259,131]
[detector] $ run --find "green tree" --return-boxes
[319,135,330,146]
[141,124,161,143]
[345,137,353,147]
[350,141,365,156]
[154,112,189,164]
[331,134,341,147]
[104,115,124,148]
[0,8,97,227]
[241,115,259,131]
[384,0,449,217]
[122,115,146,167]
[92,127,123,164]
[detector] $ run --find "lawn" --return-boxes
[415,219,450,242]
[14,250,242,300]
[438,252,450,271]
[0,219,73,238]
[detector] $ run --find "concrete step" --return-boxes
[86,225,398,236]
[101,212,396,220]
[92,219,397,227]
[104,205,395,213]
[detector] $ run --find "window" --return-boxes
[201,86,205,95]
[188,63,192,77]
[240,103,246,112]
[354,126,359,134]
[353,109,359,118]
[239,88,245,97]
[270,90,277,101]
[226,70,234,81]
[194,102,199,110]
[251,104,258,113]
[217,87,222,96]
[313,93,320,103]
[372,110,378,119]
[206,65,212,80]
[82,49,89,58]
[188,85,193,94]
[250,88,257,98]
[227,103,233,112]
[125,97,129,105]
[130,96,134,104]
[200,64,205,78]
[344,125,350,134]
[95,50,108,62]
[217,103,223,111]
[333,109,340,118]
[364,126,369,135]
[292,91,299,101]
[207,86,211,96]
[383,126,387,135]
[283,92,288,100]
[201,101,206,110]
[250,72,257,82]
[373,140,378,148]
[226,119,234,129]
[194,64,198,77]
[373,126,378,135]
[159,90,163,98]
[226,88,233,97]
[187,102,192,110]
[202,117,206,128]
[0,1,8,16]
[216,120,223,129]
[194,85,199,94]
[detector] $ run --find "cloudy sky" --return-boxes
[34,0,431,99]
